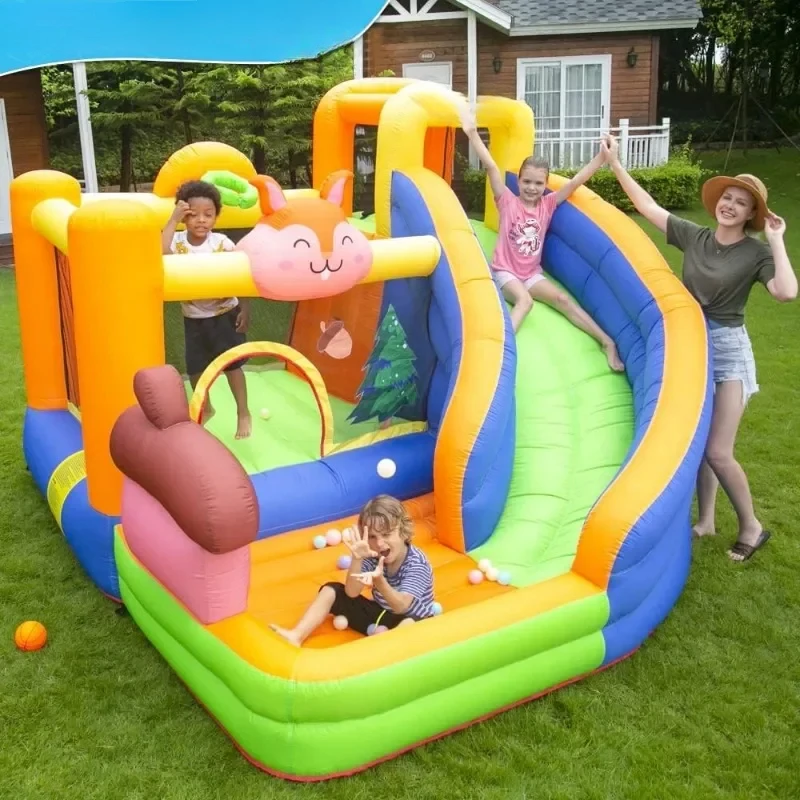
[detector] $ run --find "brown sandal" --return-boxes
[728,530,771,561]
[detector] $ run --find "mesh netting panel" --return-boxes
[55,250,80,407]
[163,298,296,376]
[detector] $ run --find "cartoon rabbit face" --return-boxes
[236,172,373,302]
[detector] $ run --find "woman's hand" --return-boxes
[343,525,377,560]
[600,133,619,166]
[765,211,786,243]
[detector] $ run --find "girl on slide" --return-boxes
[602,134,797,562]
[459,106,624,372]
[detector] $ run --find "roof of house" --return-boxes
[464,0,701,33]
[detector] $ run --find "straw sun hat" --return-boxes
[701,173,768,231]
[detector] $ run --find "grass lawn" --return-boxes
[1,149,799,799]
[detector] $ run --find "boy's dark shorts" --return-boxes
[321,582,409,635]
[184,307,248,377]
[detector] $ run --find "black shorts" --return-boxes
[322,582,409,635]
[184,307,247,377]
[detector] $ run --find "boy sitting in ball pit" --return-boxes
[270,495,435,646]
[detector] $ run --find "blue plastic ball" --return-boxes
[367,623,377,636]
[336,554,352,570]
[313,535,327,550]
[431,602,443,615]
[497,571,512,586]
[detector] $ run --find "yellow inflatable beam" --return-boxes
[30,198,74,254]
[162,236,440,301]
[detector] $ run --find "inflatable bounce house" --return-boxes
[11,78,712,780]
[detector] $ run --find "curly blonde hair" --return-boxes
[358,495,414,543]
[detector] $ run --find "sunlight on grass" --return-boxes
[1,150,798,799]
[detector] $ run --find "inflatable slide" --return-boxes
[11,78,712,780]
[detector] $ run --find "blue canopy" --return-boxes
[1,0,384,76]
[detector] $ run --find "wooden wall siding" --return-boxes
[0,69,48,176]
[367,20,469,92]
[365,23,658,126]
[478,27,657,126]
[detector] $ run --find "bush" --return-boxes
[554,142,707,212]
[459,143,707,215]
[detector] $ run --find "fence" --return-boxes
[534,118,672,170]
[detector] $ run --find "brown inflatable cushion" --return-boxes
[110,365,259,554]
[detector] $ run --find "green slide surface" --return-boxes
[469,221,634,587]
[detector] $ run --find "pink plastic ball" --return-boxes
[468,569,484,585]
[375,625,389,634]
[325,529,342,547]
[337,554,352,570]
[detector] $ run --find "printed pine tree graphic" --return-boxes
[348,304,419,424]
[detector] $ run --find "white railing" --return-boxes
[534,118,672,171]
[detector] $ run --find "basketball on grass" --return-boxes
[14,620,48,651]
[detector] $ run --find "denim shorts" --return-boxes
[708,321,759,406]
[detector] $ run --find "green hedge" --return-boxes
[461,143,707,215]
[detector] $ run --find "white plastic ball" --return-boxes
[478,558,492,573]
[312,534,327,550]
[377,458,397,479]
[325,528,342,547]
[468,569,484,585]
[333,615,349,631]
[486,567,499,582]
[259,407,271,420]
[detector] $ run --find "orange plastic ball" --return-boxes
[14,620,48,651]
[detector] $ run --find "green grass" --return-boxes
[1,149,799,799]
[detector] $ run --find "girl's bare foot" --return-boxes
[235,411,252,439]
[201,405,216,426]
[692,521,717,538]
[269,623,303,647]
[603,341,625,372]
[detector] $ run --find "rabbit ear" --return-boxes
[319,170,353,207]
[249,175,287,215]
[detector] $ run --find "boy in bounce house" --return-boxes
[271,495,436,645]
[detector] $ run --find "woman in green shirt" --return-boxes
[603,136,797,562]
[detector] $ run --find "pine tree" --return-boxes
[349,305,419,425]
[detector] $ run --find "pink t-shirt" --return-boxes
[491,188,559,280]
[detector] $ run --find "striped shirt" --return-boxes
[362,544,435,620]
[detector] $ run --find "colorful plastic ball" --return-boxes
[336,554,353,570]
[325,528,342,547]
[486,567,499,582]
[498,571,512,586]
[468,569,484,585]
[431,602,443,615]
[367,623,377,636]
[259,407,271,420]
[377,458,397,479]
[332,615,349,631]
[374,625,389,634]
[312,534,327,550]
[14,620,47,651]
[478,558,492,573]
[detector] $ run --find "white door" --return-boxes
[402,62,453,88]
[0,99,13,235]
[517,55,611,169]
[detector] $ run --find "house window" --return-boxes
[402,62,453,88]
[517,55,611,169]
[0,99,14,235]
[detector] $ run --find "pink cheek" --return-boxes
[278,259,293,271]
[354,254,364,264]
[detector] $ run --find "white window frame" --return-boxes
[402,61,454,88]
[516,54,612,139]
[0,99,14,236]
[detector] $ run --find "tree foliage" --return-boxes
[42,46,354,189]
